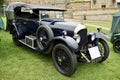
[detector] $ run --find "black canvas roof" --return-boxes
[6,2,26,11]
[6,2,66,11]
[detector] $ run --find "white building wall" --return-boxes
[116,0,120,2]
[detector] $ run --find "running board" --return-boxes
[19,35,38,50]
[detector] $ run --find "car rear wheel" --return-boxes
[5,19,9,31]
[98,39,109,62]
[12,28,21,46]
[52,44,77,76]
[36,25,54,51]
[113,39,120,53]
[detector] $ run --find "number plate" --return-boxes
[88,46,101,60]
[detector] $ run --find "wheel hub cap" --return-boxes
[58,57,62,62]
[40,37,43,41]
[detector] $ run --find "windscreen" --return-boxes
[40,11,64,20]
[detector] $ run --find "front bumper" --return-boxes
[80,46,102,63]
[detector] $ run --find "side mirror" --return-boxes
[97,27,102,32]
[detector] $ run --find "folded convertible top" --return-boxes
[6,2,66,11]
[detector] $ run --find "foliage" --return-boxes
[0,0,4,6]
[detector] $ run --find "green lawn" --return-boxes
[79,20,112,28]
[0,21,120,80]
[67,19,111,34]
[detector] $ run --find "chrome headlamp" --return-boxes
[91,34,96,41]
[63,30,67,36]
[74,24,86,43]
[74,34,81,43]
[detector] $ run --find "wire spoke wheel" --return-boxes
[36,25,54,51]
[52,44,77,76]
[98,43,104,57]
[38,30,49,48]
[55,48,72,72]
[113,39,120,53]
[98,39,109,62]
[12,28,21,46]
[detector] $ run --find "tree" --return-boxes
[0,0,4,6]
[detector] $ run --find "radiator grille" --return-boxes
[78,29,88,49]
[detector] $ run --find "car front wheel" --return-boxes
[98,39,109,62]
[52,44,77,76]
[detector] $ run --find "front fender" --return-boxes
[52,36,80,53]
[11,23,20,36]
[88,32,110,41]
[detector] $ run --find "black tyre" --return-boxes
[98,39,109,62]
[12,28,21,46]
[113,39,120,53]
[5,19,8,31]
[52,44,77,76]
[36,25,54,51]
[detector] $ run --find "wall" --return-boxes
[92,0,116,8]
[4,0,120,21]
[65,1,119,21]
[67,1,91,10]
[72,8,120,21]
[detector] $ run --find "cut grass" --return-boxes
[79,20,112,28]
[66,19,111,34]
[87,26,109,34]
[0,21,120,80]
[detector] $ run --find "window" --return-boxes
[117,3,120,7]
[21,7,33,14]
[101,5,106,8]
[41,11,64,20]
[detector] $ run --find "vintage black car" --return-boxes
[6,2,109,76]
[110,11,120,53]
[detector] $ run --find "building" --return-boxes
[4,0,120,21]
[91,0,120,8]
